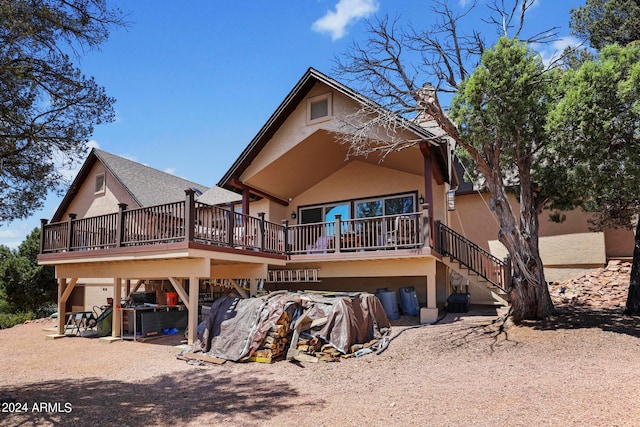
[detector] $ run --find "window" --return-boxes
[355,193,416,218]
[307,93,332,124]
[299,202,350,225]
[94,173,105,195]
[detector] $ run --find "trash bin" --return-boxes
[447,292,470,313]
[378,290,400,320]
[399,286,419,316]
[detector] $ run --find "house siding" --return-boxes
[448,192,635,282]
[62,161,138,220]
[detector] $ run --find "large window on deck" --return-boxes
[355,194,415,218]
[300,202,350,225]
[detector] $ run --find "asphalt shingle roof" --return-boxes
[94,149,212,207]
[51,148,240,222]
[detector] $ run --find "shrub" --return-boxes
[0,312,35,329]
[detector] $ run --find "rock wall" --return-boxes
[549,260,630,310]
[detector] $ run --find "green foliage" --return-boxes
[0,311,35,329]
[546,43,640,229]
[450,37,553,197]
[0,1,124,224]
[571,0,640,49]
[0,228,56,316]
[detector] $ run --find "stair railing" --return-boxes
[434,220,511,293]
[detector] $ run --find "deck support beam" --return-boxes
[420,260,439,324]
[56,278,78,334]
[168,277,189,306]
[112,277,122,338]
[187,276,199,345]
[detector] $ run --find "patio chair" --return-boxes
[306,235,332,254]
[385,216,414,248]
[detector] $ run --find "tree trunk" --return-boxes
[487,172,556,323]
[624,217,640,315]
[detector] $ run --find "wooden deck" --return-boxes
[39,190,428,262]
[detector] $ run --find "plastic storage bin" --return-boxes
[399,286,419,316]
[378,290,400,320]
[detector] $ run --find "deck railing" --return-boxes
[287,212,424,255]
[434,220,512,292]
[41,190,430,256]
[121,201,186,246]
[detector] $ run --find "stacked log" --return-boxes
[250,312,291,363]
[291,337,381,363]
[250,311,386,363]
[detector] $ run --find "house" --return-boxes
[38,67,631,345]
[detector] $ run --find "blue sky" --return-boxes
[1,0,585,249]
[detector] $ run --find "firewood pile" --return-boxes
[249,312,291,363]
[249,310,386,364]
[548,260,630,310]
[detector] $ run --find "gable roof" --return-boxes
[197,186,243,206]
[218,67,454,192]
[51,148,239,222]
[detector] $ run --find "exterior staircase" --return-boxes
[434,221,511,304]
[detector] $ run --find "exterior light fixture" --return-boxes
[447,190,456,211]
[291,211,297,219]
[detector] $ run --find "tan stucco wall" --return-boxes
[449,192,634,282]
[244,84,340,180]
[61,161,138,220]
[292,160,422,217]
[253,159,444,226]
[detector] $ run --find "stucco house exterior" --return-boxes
[37,67,633,344]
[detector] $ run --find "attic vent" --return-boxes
[307,92,332,124]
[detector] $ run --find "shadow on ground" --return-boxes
[521,305,640,338]
[434,305,502,325]
[1,369,319,426]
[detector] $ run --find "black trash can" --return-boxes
[447,292,470,313]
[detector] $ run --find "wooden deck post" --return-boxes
[112,278,122,338]
[257,212,265,252]
[334,214,342,253]
[185,189,196,242]
[422,204,431,248]
[420,260,439,324]
[116,203,127,247]
[281,219,289,254]
[227,204,235,247]
[66,213,76,252]
[56,278,78,335]
[187,275,198,345]
[420,142,435,247]
[57,278,67,335]
[39,219,48,254]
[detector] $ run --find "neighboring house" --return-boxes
[38,67,633,344]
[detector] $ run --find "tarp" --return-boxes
[195,291,391,362]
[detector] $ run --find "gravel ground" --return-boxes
[1,304,640,427]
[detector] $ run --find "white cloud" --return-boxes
[312,0,379,40]
[539,35,581,67]
[458,0,472,7]
[551,36,581,52]
[164,167,176,175]
[86,139,100,150]
[0,229,21,239]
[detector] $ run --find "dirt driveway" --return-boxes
[1,306,640,427]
